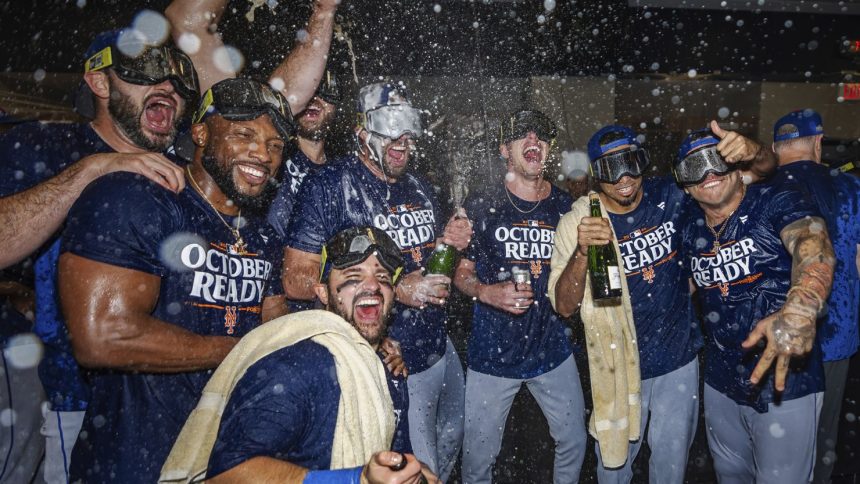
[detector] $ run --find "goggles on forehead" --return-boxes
[500,110,557,144]
[320,227,404,284]
[590,148,650,183]
[360,104,423,140]
[85,45,199,102]
[673,146,733,186]
[193,78,294,139]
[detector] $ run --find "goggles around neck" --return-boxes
[85,45,199,103]
[673,146,733,186]
[590,148,650,183]
[360,104,423,140]
[320,227,404,283]
[193,78,294,139]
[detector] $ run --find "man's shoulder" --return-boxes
[73,171,180,220]
[247,340,338,386]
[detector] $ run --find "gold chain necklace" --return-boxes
[504,183,545,214]
[185,166,246,253]
[706,185,746,253]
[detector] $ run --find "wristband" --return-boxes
[303,467,363,484]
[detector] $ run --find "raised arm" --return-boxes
[710,120,777,183]
[742,216,835,390]
[0,152,183,270]
[268,0,340,114]
[166,0,233,92]
[59,253,235,372]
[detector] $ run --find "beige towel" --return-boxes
[548,192,642,469]
[159,309,395,483]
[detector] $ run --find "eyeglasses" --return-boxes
[500,110,557,144]
[320,227,404,283]
[85,44,199,103]
[193,78,294,139]
[590,148,651,183]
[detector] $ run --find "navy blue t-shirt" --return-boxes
[0,122,112,410]
[64,172,283,483]
[267,145,338,314]
[771,161,860,361]
[463,183,573,379]
[681,181,824,410]
[207,339,410,478]
[607,177,702,380]
[287,155,447,373]
[267,144,329,238]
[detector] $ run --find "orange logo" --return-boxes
[529,260,542,278]
[410,247,423,264]
[642,265,655,284]
[224,306,238,334]
[718,283,730,298]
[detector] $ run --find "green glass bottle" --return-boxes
[425,243,458,278]
[588,194,623,300]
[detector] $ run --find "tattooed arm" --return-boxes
[742,216,835,391]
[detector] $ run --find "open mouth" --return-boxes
[301,104,322,120]
[387,144,408,166]
[522,145,542,164]
[235,162,270,185]
[143,96,177,135]
[615,183,635,197]
[354,295,382,321]
[700,174,724,190]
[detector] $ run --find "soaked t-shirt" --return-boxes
[606,176,702,380]
[681,181,824,410]
[0,122,113,411]
[207,339,410,478]
[287,155,447,374]
[771,161,860,362]
[64,172,283,483]
[464,183,573,379]
[267,145,333,314]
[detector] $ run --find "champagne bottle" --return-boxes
[587,194,623,300]
[425,242,458,278]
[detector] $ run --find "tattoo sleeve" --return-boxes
[775,216,836,352]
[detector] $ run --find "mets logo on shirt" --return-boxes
[617,221,677,284]
[178,241,272,334]
[689,237,763,297]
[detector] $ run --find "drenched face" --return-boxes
[598,175,643,208]
[318,255,395,346]
[296,96,336,141]
[200,114,285,214]
[107,73,185,152]
[502,131,549,180]
[686,170,743,209]
[368,133,414,179]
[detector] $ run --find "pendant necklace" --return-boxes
[186,166,246,253]
[706,185,746,253]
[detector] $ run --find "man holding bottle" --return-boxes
[454,110,587,484]
[548,122,775,482]
[282,81,471,482]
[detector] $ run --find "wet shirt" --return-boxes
[287,155,447,374]
[464,183,573,379]
[63,172,283,483]
[207,339,410,478]
[606,176,702,380]
[0,121,112,410]
[267,144,330,238]
[771,161,860,361]
[681,181,824,410]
